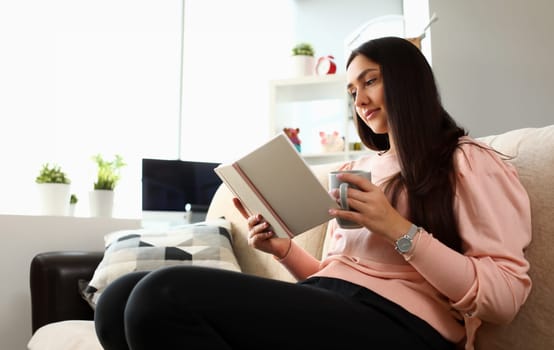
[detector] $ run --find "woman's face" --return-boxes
[346,55,388,134]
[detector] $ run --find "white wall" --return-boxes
[429,0,554,137]
[292,0,402,71]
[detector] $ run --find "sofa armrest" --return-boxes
[30,251,103,334]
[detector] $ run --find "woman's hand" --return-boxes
[232,198,292,258]
[328,173,412,242]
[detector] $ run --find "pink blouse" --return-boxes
[278,137,532,350]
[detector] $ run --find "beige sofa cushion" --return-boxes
[474,125,554,349]
[27,321,101,350]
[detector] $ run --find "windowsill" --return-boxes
[0,210,208,229]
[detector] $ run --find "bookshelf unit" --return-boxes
[269,73,373,165]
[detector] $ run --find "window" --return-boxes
[0,0,182,217]
[179,0,294,162]
[0,0,411,218]
[0,0,293,218]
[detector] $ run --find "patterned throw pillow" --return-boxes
[79,218,240,309]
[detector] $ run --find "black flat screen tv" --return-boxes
[142,158,222,212]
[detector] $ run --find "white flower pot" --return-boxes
[89,190,114,217]
[37,183,71,216]
[290,55,315,77]
[68,203,76,217]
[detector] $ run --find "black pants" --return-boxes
[94,266,455,350]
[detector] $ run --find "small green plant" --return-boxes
[92,154,126,190]
[292,42,314,56]
[70,194,78,204]
[35,163,71,184]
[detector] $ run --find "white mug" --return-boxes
[328,170,372,229]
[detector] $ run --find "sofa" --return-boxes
[28,125,554,350]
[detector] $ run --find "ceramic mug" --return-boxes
[328,170,372,229]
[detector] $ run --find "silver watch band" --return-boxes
[395,224,421,254]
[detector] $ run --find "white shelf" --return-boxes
[300,150,375,165]
[271,73,346,85]
[269,73,365,164]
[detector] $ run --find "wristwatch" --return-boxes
[395,224,421,254]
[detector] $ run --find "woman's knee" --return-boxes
[123,266,191,316]
[95,271,149,318]
[94,271,149,349]
[122,266,225,327]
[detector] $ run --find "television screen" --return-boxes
[142,159,222,212]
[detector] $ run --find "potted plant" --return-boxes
[89,154,126,217]
[35,163,71,216]
[291,42,315,77]
[292,42,314,56]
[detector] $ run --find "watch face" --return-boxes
[396,237,412,253]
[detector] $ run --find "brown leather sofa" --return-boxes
[30,251,103,334]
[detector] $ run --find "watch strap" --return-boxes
[405,224,419,240]
[395,224,420,254]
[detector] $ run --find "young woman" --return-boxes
[94,37,532,350]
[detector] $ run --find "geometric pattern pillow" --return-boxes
[79,218,241,310]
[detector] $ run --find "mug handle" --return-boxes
[339,182,350,210]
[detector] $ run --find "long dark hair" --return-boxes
[347,36,466,252]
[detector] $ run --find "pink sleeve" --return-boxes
[408,142,532,324]
[276,240,321,280]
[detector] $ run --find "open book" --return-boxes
[214,133,339,239]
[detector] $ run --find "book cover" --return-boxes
[214,133,339,239]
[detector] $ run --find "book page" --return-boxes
[215,164,293,239]
[235,134,338,236]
